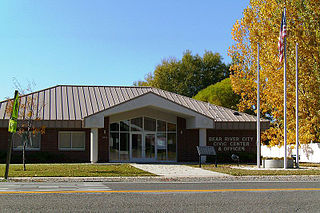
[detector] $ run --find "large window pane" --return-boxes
[157,133,166,160]
[31,133,41,149]
[59,132,71,149]
[13,132,41,150]
[131,117,143,131]
[110,133,119,161]
[13,133,23,149]
[120,120,130,131]
[72,132,85,149]
[120,133,129,160]
[145,134,155,159]
[167,123,176,131]
[59,132,85,150]
[110,122,119,131]
[131,133,142,158]
[144,117,156,131]
[157,120,166,132]
[167,133,176,161]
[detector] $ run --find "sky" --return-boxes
[0,0,249,100]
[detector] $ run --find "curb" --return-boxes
[2,175,320,183]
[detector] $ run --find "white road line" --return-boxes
[38,186,60,188]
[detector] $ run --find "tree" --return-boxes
[193,78,240,110]
[134,50,230,97]
[229,0,320,146]
[6,79,45,171]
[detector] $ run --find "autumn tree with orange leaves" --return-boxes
[229,0,320,147]
[6,80,45,170]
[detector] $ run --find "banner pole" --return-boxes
[4,90,19,179]
[4,133,13,179]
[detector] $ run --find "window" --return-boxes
[167,133,176,161]
[110,123,119,131]
[131,117,143,131]
[144,117,156,131]
[157,120,166,132]
[110,132,119,161]
[13,132,41,150]
[120,120,130,131]
[59,131,85,150]
[167,122,176,131]
[120,133,129,160]
[156,133,166,160]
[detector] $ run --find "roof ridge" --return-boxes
[150,88,218,118]
[156,88,235,112]
[56,85,152,89]
[0,85,154,103]
[0,85,59,104]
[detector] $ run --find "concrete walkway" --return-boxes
[131,164,230,177]
[0,182,111,192]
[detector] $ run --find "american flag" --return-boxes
[278,9,287,63]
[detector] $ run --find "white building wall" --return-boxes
[262,143,320,163]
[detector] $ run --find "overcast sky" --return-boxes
[0,0,249,99]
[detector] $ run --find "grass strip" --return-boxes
[190,163,320,176]
[0,164,155,177]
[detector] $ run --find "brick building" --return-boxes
[0,85,269,163]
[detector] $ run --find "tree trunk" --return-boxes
[23,140,26,171]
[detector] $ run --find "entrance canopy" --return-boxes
[84,92,214,129]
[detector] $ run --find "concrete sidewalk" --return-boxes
[130,164,229,177]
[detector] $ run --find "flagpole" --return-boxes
[296,43,299,168]
[257,43,261,168]
[283,7,287,169]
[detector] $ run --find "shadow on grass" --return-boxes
[92,170,154,176]
[92,170,128,174]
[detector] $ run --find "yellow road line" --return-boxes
[0,188,320,194]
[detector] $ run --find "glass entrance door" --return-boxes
[144,133,155,159]
[130,132,156,161]
[131,133,142,159]
[110,117,177,162]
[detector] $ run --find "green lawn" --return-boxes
[0,164,155,177]
[190,163,320,176]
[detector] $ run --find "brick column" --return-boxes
[177,117,199,162]
[98,117,109,162]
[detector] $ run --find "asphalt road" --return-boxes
[0,181,320,212]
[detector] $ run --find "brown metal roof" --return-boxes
[0,85,264,123]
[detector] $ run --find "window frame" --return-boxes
[58,131,86,151]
